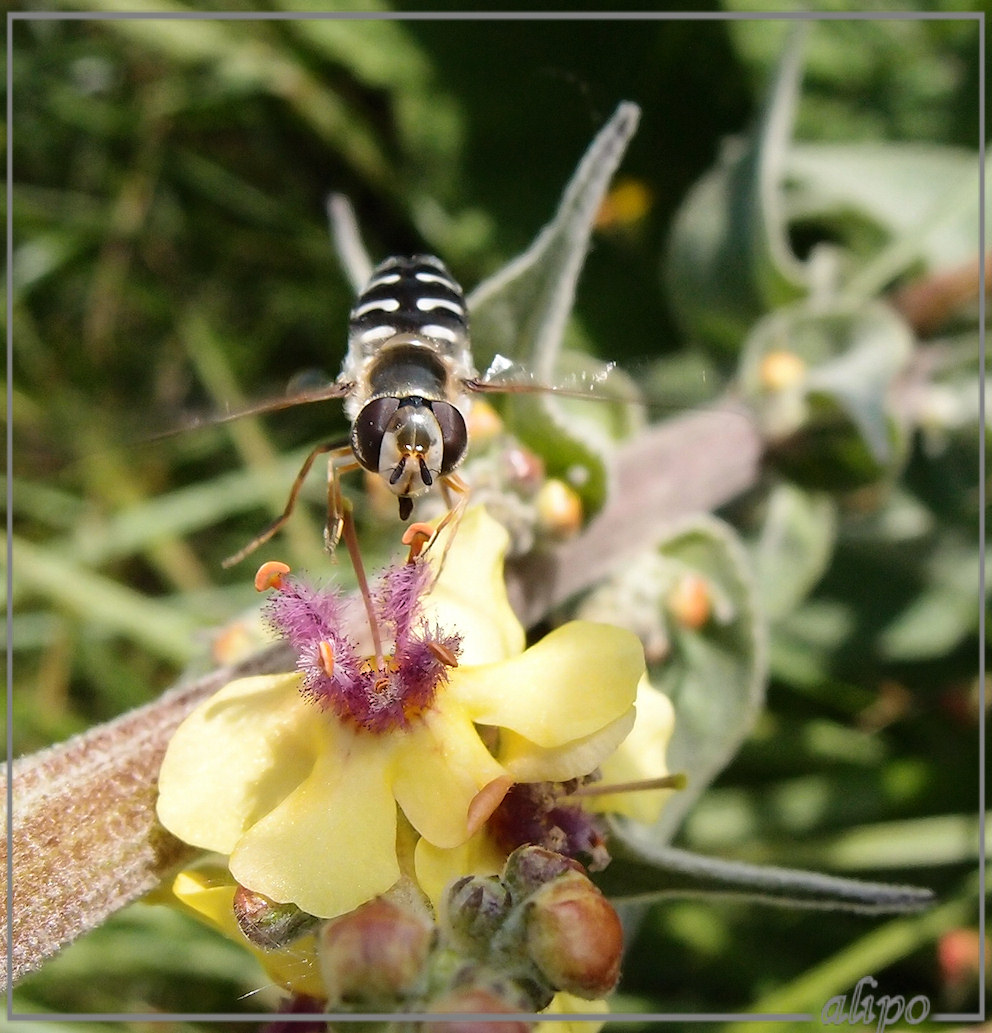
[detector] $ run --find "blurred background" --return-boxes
[7,2,986,1026]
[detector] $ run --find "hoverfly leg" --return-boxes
[221,441,345,568]
[323,446,361,553]
[336,495,385,670]
[420,472,471,586]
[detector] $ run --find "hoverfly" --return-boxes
[221,252,523,567]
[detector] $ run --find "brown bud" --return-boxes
[422,985,532,1033]
[523,870,623,999]
[318,896,434,1007]
[666,573,712,629]
[232,884,319,950]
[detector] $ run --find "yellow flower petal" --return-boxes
[229,728,400,919]
[497,709,635,784]
[156,673,318,854]
[450,622,644,747]
[389,701,508,849]
[421,507,525,665]
[536,992,609,1033]
[592,675,677,823]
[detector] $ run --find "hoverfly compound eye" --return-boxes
[353,396,453,501]
[352,396,401,472]
[431,401,468,475]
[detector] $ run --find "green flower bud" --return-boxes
[443,875,513,956]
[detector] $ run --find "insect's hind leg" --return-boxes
[221,441,351,568]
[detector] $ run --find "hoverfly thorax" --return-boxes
[343,256,475,515]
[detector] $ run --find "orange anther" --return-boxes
[254,560,291,593]
[402,522,435,561]
[466,775,514,836]
[427,640,459,668]
[317,640,336,678]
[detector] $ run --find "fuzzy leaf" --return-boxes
[664,29,808,352]
[750,483,838,622]
[740,301,914,489]
[579,517,766,848]
[465,103,641,518]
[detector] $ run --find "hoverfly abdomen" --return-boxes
[347,255,470,359]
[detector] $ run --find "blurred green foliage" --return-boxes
[7,5,986,1028]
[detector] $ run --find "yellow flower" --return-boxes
[415,672,677,909]
[156,508,645,920]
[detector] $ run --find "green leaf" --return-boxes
[466,103,642,518]
[596,837,933,915]
[664,28,808,353]
[750,482,838,622]
[740,301,914,489]
[786,141,986,299]
[580,517,766,846]
[651,519,766,844]
[467,102,640,378]
[878,536,989,661]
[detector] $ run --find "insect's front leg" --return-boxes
[418,472,471,579]
[222,440,348,568]
[325,445,361,553]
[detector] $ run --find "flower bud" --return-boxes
[233,884,319,950]
[523,870,623,999]
[759,349,806,392]
[444,875,513,955]
[422,984,532,1033]
[535,479,583,539]
[502,844,584,898]
[318,896,434,1007]
[666,572,712,629]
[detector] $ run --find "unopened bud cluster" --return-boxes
[273,845,625,1019]
[443,845,624,1003]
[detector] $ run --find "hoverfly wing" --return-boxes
[464,351,753,431]
[145,377,354,443]
[464,352,644,407]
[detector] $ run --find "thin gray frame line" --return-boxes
[6,1012,817,1024]
[974,7,987,1023]
[5,6,983,1024]
[5,8,983,20]
[6,6,16,1014]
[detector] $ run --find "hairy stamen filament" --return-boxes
[568,773,688,798]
